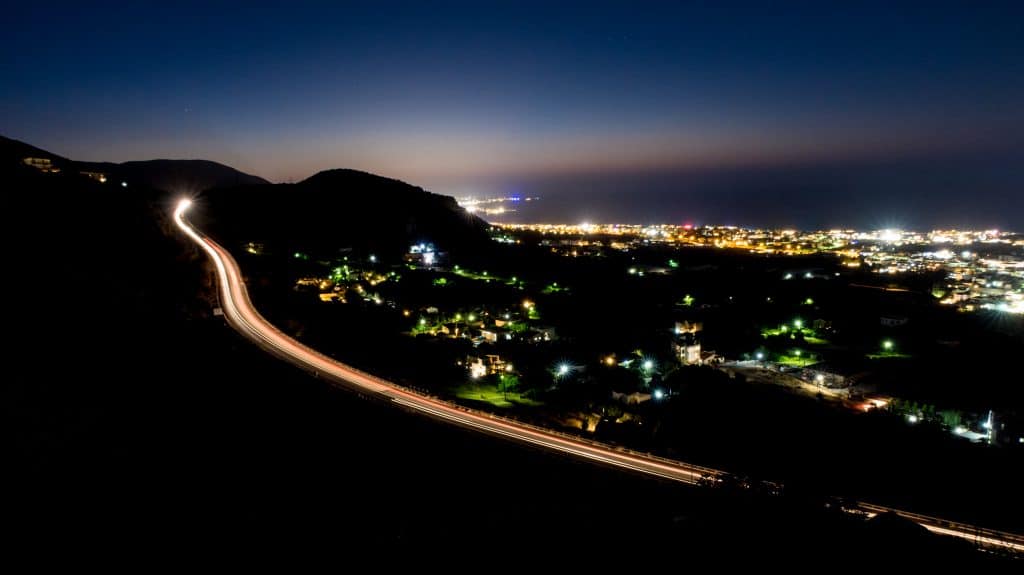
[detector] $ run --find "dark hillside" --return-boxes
[2,135,267,193]
[197,168,490,259]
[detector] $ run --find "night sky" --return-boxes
[3,1,1023,229]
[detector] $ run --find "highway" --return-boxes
[174,198,1024,553]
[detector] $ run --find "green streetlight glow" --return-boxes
[793,319,803,329]
[883,340,894,351]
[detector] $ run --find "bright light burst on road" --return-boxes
[881,229,902,243]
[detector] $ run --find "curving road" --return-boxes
[174,198,1024,553]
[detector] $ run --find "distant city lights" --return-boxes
[458,195,539,216]
[491,222,1023,317]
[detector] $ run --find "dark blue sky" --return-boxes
[3,1,1023,228]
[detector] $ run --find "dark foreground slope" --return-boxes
[2,140,1012,565]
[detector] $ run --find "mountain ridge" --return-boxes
[0,134,269,191]
[1,134,490,259]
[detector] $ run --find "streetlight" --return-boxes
[984,410,995,444]
[556,363,570,377]
[882,339,894,352]
[793,318,803,330]
[643,359,655,371]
